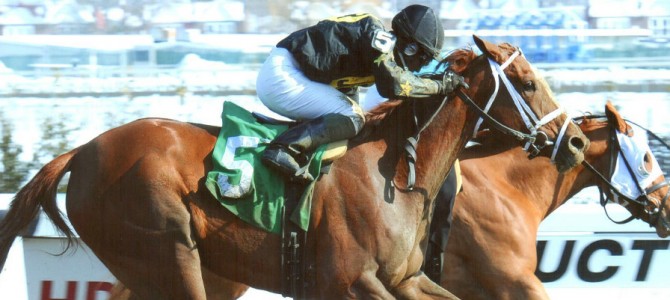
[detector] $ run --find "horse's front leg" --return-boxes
[342,270,396,300]
[312,253,395,299]
[393,273,460,300]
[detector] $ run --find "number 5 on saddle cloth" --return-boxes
[205,101,347,234]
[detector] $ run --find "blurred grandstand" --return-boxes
[0,0,669,96]
[445,6,591,63]
[441,1,670,63]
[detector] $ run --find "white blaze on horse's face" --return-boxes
[610,127,663,201]
[472,48,567,161]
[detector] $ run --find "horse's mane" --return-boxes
[575,113,608,131]
[364,99,404,125]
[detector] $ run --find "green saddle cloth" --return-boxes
[205,101,324,234]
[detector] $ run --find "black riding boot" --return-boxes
[262,114,360,183]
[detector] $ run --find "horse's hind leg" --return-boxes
[393,273,460,300]
[67,160,207,299]
[108,268,249,300]
[100,237,206,300]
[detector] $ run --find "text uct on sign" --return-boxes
[536,234,670,287]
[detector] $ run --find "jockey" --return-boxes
[256,4,466,183]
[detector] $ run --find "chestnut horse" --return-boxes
[434,102,670,299]
[0,35,588,299]
[109,103,662,300]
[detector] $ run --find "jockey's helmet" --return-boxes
[392,4,444,60]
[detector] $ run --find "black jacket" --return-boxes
[277,13,441,99]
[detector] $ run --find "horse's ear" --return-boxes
[473,35,501,61]
[605,101,633,136]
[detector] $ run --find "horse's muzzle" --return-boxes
[554,135,589,173]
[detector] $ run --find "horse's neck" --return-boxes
[546,124,610,215]
[405,100,473,194]
[464,143,590,220]
[357,99,472,198]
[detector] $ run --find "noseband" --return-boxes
[457,49,568,161]
[581,116,670,231]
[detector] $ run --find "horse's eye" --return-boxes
[639,151,654,176]
[523,81,535,92]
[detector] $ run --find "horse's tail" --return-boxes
[0,147,79,271]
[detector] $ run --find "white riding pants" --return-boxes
[256,47,364,128]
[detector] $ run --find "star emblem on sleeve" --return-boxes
[400,81,412,97]
[374,54,386,66]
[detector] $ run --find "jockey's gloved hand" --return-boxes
[439,70,468,95]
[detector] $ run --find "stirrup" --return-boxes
[262,147,315,184]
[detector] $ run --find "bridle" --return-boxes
[401,48,568,189]
[580,115,670,231]
[455,49,568,161]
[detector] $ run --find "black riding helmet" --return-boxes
[392,5,444,59]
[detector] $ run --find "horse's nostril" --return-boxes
[569,136,587,151]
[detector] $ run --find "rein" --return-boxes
[579,115,670,228]
[468,50,567,160]
[400,48,566,189]
[455,88,533,144]
[402,95,450,190]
